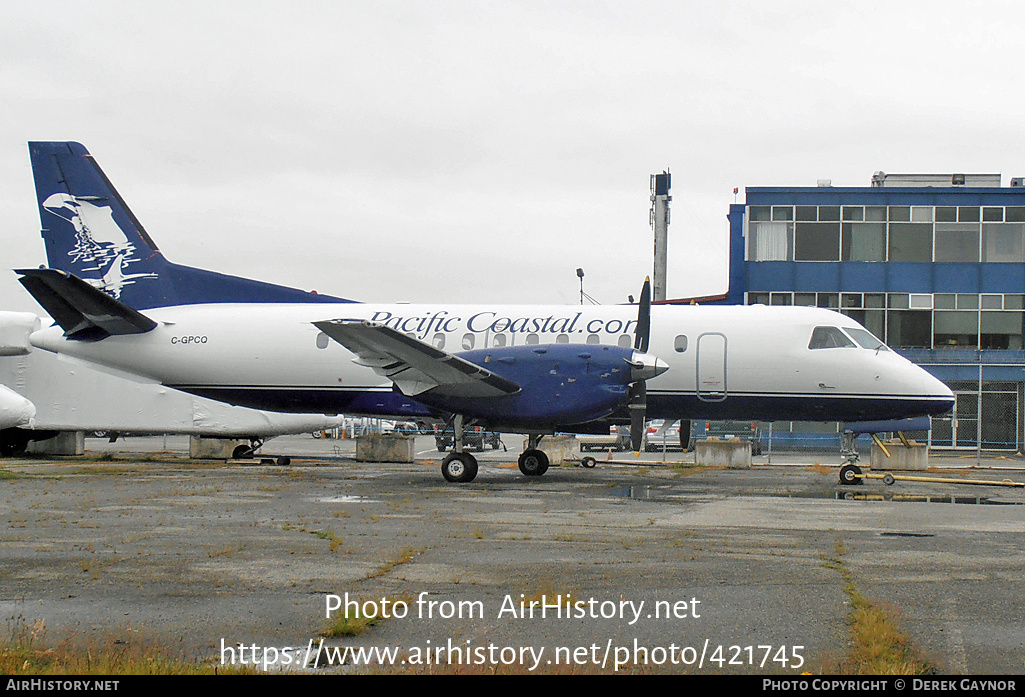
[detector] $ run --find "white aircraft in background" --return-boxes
[16,142,954,483]
[0,310,344,459]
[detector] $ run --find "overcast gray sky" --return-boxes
[3,1,1025,314]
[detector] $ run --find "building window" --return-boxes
[842,222,885,261]
[934,311,978,349]
[795,222,840,261]
[958,206,981,222]
[887,310,931,348]
[982,223,1025,262]
[888,223,933,262]
[935,223,981,262]
[748,221,793,260]
[981,312,1025,349]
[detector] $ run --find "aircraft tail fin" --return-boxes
[16,268,157,341]
[28,142,351,310]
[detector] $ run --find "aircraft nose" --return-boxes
[923,370,955,414]
[628,351,669,381]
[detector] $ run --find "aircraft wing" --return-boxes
[313,320,521,398]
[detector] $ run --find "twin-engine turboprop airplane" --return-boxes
[16,142,955,482]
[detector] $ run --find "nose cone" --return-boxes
[921,369,955,415]
[628,351,669,381]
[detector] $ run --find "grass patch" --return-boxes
[822,540,936,675]
[284,524,344,552]
[669,463,705,476]
[0,617,251,674]
[366,546,421,579]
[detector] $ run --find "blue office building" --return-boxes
[722,172,1025,451]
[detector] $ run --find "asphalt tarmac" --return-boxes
[1,434,1023,674]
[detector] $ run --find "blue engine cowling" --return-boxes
[412,343,642,429]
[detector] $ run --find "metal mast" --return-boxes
[649,170,671,302]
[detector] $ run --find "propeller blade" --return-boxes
[634,277,651,353]
[628,381,646,452]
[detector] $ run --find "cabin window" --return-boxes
[493,333,507,347]
[461,333,475,350]
[432,333,446,349]
[316,332,329,349]
[556,334,569,344]
[808,326,856,350]
[674,335,688,353]
[617,334,632,348]
[586,333,601,344]
[526,333,539,345]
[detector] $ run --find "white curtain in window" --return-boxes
[753,222,789,260]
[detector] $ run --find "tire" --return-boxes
[518,449,549,477]
[882,473,895,486]
[581,456,597,469]
[276,456,291,466]
[441,452,478,483]
[839,463,863,486]
[232,444,253,459]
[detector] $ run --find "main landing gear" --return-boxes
[439,418,551,483]
[517,434,549,477]
[441,415,479,483]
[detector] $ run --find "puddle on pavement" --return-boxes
[318,495,380,503]
[609,485,679,500]
[609,486,1022,506]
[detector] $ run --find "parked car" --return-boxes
[433,424,504,452]
[644,419,688,452]
[578,425,631,452]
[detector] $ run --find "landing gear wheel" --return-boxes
[276,456,291,466]
[441,452,478,483]
[839,463,863,486]
[518,449,549,477]
[232,444,254,459]
[581,456,597,469]
[882,473,895,486]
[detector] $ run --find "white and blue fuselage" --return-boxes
[28,301,954,425]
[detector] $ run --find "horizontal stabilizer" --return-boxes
[16,268,157,341]
[313,320,520,398]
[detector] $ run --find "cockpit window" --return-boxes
[844,327,889,351]
[808,326,856,349]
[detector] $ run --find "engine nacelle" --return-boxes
[0,385,35,430]
[414,343,666,429]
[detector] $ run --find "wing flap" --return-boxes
[313,320,520,398]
